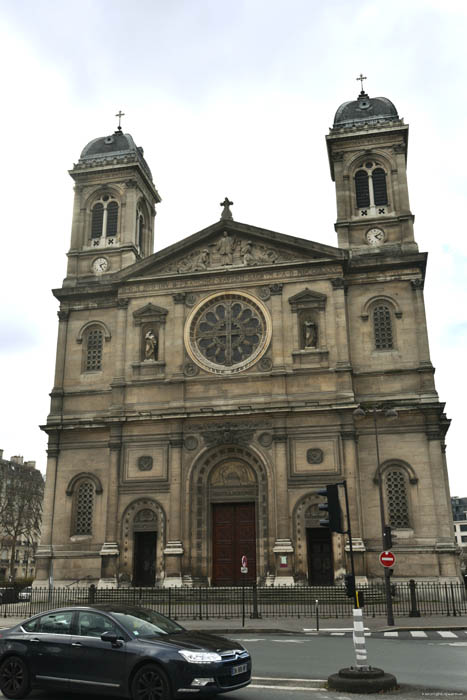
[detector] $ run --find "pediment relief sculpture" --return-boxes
[159,234,311,275]
[210,460,256,487]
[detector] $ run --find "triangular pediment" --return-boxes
[116,219,345,283]
[133,303,168,324]
[288,288,327,312]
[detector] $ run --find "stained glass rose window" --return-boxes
[185,292,271,374]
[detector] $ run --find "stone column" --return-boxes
[163,437,184,587]
[410,280,436,396]
[110,298,129,414]
[272,433,294,585]
[49,310,69,417]
[34,433,60,585]
[331,279,353,399]
[99,424,122,588]
[172,293,186,377]
[270,284,285,371]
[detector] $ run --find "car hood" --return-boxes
[140,630,245,653]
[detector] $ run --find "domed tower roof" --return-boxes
[332,90,400,130]
[76,129,154,182]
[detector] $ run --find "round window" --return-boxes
[184,291,271,374]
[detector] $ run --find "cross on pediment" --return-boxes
[220,197,234,220]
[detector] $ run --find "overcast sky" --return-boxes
[1,0,466,497]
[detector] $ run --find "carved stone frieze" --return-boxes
[158,234,314,275]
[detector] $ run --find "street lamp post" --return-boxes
[354,405,397,627]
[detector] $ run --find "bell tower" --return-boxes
[326,80,416,254]
[65,123,161,285]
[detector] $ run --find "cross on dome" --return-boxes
[115,110,125,131]
[356,73,367,93]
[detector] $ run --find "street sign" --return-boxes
[241,555,248,568]
[241,566,248,574]
[379,550,395,567]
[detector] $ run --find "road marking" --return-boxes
[437,631,457,638]
[331,632,345,636]
[251,684,322,691]
[384,631,399,637]
[253,677,327,682]
[303,627,363,631]
[410,630,428,637]
[234,638,265,642]
[272,639,304,643]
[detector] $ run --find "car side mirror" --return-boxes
[101,631,123,648]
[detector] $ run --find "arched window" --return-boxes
[355,170,370,207]
[85,327,104,371]
[385,469,410,528]
[354,161,389,210]
[74,480,95,535]
[373,304,393,350]
[90,195,119,239]
[372,168,388,206]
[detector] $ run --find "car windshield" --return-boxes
[112,609,185,638]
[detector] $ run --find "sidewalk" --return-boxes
[1,612,467,634]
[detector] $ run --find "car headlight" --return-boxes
[178,650,222,664]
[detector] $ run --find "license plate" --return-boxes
[232,663,248,676]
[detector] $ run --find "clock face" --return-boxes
[92,257,109,273]
[366,228,385,246]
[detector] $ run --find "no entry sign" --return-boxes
[379,550,396,567]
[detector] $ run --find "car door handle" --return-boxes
[71,642,83,647]
[30,638,41,643]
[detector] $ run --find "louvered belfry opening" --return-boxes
[91,203,104,238]
[372,167,388,206]
[355,169,370,207]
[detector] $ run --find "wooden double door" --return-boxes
[212,502,256,585]
[306,527,334,585]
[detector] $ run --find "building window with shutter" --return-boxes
[355,170,370,207]
[373,304,393,350]
[386,469,410,528]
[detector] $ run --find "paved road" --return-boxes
[1,633,466,698]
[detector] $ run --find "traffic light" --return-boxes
[317,484,344,533]
[344,573,356,598]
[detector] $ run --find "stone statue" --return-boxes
[217,232,234,265]
[303,320,318,348]
[144,329,158,360]
[194,248,210,271]
[241,240,256,266]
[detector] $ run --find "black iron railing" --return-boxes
[0,580,466,619]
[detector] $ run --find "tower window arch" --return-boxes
[90,195,119,239]
[85,326,104,371]
[354,161,388,209]
[136,211,145,250]
[385,469,410,528]
[373,304,393,350]
[73,480,95,535]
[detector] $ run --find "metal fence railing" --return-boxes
[1,581,466,620]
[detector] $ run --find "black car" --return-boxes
[0,604,251,699]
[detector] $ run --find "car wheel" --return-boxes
[131,663,170,700]
[0,656,31,699]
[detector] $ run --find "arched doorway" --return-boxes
[187,445,271,585]
[294,493,335,585]
[210,459,258,585]
[120,499,166,587]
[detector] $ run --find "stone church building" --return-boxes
[36,89,458,588]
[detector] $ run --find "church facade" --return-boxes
[36,90,459,588]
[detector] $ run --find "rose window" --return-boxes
[185,292,271,374]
